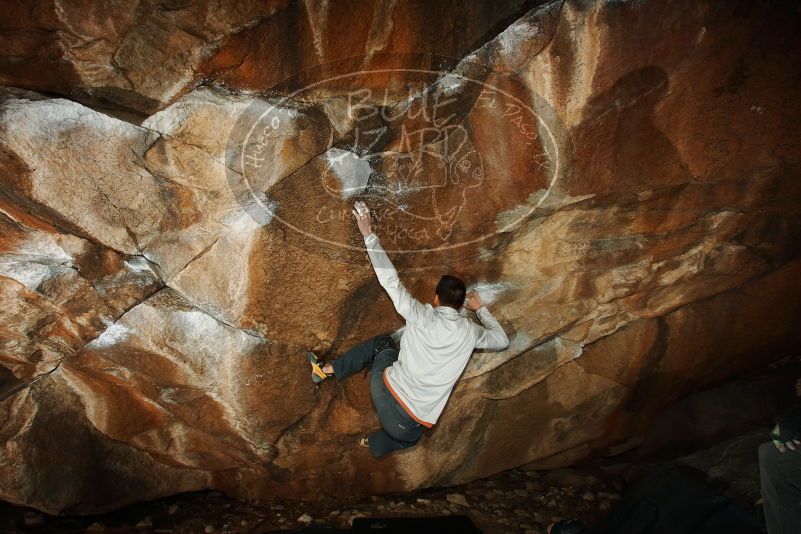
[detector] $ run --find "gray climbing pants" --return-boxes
[331,335,424,458]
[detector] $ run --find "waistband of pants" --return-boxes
[383,372,434,428]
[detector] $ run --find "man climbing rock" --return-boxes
[308,200,509,458]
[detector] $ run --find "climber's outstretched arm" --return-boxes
[352,201,430,324]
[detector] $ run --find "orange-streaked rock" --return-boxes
[0,0,800,515]
[0,0,529,113]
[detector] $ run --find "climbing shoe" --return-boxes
[307,351,333,384]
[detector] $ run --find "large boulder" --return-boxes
[1,0,800,514]
[0,0,530,113]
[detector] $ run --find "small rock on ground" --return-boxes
[446,493,468,507]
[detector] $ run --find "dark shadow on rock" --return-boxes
[572,66,696,194]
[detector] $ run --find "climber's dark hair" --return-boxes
[436,275,466,309]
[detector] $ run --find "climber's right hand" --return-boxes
[352,200,373,237]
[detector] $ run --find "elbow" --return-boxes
[497,334,510,352]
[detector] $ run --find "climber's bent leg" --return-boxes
[371,339,398,374]
[331,335,396,380]
[367,428,421,458]
[366,347,423,458]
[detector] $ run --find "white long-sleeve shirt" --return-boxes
[364,233,509,426]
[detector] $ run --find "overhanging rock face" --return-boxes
[1,0,801,514]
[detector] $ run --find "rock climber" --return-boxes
[308,200,509,458]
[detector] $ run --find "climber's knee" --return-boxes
[373,335,397,356]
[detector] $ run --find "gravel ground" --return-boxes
[1,429,773,534]
[0,464,623,534]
